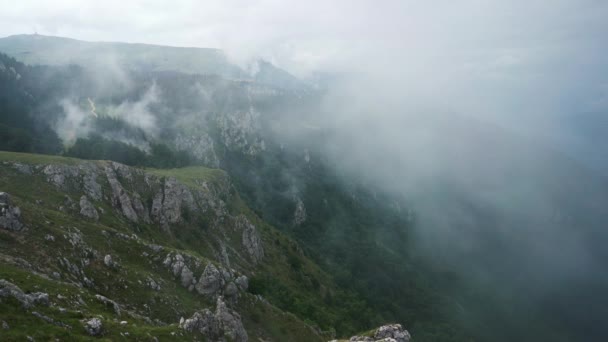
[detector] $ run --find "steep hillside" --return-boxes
[0,151,391,341]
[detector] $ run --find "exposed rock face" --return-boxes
[215,296,248,341]
[103,255,114,268]
[235,276,248,292]
[82,167,102,201]
[43,164,77,189]
[79,195,99,220]
[196,263,222,296]
[180,265,195,289]
[373,324,411,342]
[12,162,32,175]
[131,194,151,223]
[174,133,220,168]
[152,177,196,230]
[216,108,266,156]
[239,216,264,264]
[293,197,307,226]
[0,279,49,309]
[95,294,121,315]
[181,310,217,337]
[105,165,138,222]
[341,324,410,342]
[84,318,103,336]
[180,296,248,342]
[0,192,24,231]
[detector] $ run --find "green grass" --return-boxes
[146,166,227,188]
[0,152,366,341]
[0,151,84,165]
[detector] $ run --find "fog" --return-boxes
[2,0,608,340]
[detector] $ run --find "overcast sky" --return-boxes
[1,1,607,78]
[1,0,607,143]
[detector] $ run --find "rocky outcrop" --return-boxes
[43,164,78,189]
[239,216,264,264]
[82,166,102,201]
[152,177,196,230]
[180,296,248,342]
[84,318,103,336]
[163,252,248,299]
[215,107,266,156]
[342,324,411,342]
[79,195,99,220]
[373,324,411,342]
[235,275,248,292]
[215,296,248,341]
[196,263,222,296]
[0,279,49,309]
[174,132,220,168]
[105,165,139,222]
[103,255,114,268]
[95,294,121,316]
[0,192,24,231]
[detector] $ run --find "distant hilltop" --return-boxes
[0,33,241,78]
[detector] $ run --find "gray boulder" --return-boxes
[84,317,103,336]
[180,296,247,342]
[0,279,48,309]
[105,165,138,222]
[235,275,249,292]
[215,296,248,342]
[195,263,223,296]
[0,192,24,231]
[374,324,411,342]
[79,195,99,220]
[239,216,264,264]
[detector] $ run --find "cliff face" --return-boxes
[2,152,393,341]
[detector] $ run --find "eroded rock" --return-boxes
[373,324,411,342]
[79,195,99,220]
[0,192,24,231]
[0,279,49,309]
[196,263,222,296]
[180,296,247,342]
[84,317,103,336]
[105,165,138,222]
[239,216,264,264]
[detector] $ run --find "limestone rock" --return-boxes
[174,132,220,168]
[84,318,103,336]
[196,263,222,296]
[180,296,247,342]
[0,279,49,309]
[342,324,410,342]
[180,309,218,337]
[151,177,198,230]
[235,275,249,292]
[105,165,138,222]
[43,164,77,189]
[180,265,195,288]
[225,282,238,298]
[215,296,248,342]
[79,195,99,220]
[103,255,114,268]
[95,294,121,315]
[0,192,24,231]
[373,324,411,342]
[239,216,264,264]
[82,167,102,200]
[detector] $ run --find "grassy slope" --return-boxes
[0,151,334,341]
